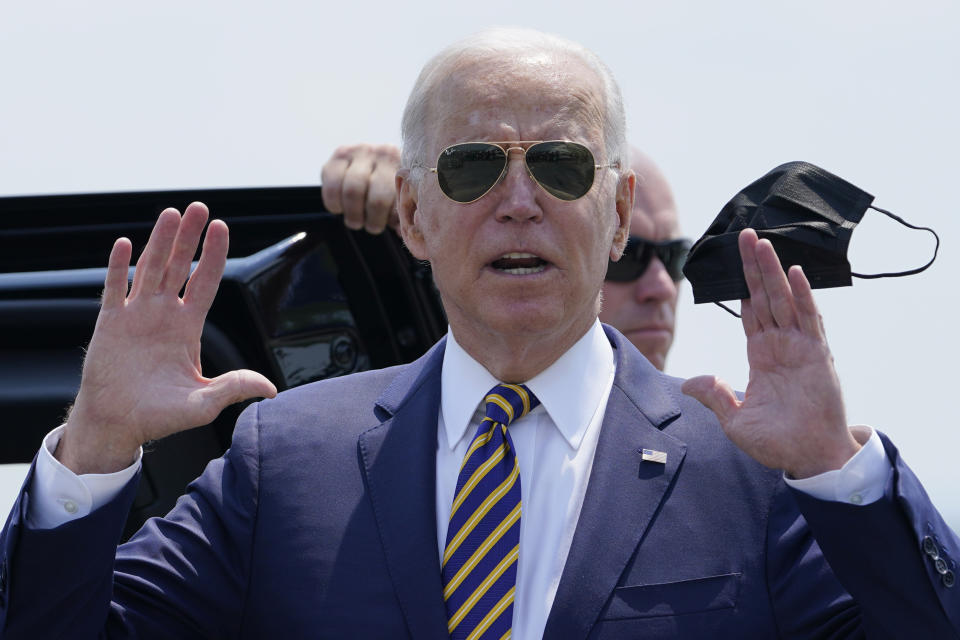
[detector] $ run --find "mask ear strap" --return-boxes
[714,301,742,318]
[851,205,940,279]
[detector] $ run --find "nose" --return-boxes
[492,149,543,223]
[634,256,679,303]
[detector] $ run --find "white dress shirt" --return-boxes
[437,321,615,640]
[26,320,892,640]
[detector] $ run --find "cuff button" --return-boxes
[923,535,939,557]
[943,570,955,588]
[935,557,949,575]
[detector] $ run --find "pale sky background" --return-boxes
[1,1,957,526]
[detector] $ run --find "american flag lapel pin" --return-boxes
[640,448,667,464]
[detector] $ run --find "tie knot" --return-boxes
[484,384,540,427]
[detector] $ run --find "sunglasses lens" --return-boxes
[525,141,596,201]
[605,238,691,283]
[605,237,650,282]
[436,143,507,203]
[662,241,691,281]
[604,259,642,282]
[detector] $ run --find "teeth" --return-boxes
[500,252,538,259]
[500,265,547,275]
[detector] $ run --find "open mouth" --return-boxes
[490,252,549,275]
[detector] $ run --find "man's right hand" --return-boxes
[321,143,400,234]
[56,203,278,475]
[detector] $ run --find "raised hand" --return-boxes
[682,228,861,479]
[56,203,278,474]
[321,143,400,234]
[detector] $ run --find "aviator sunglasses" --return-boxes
[425,140,618,203]
[606,236,692,283]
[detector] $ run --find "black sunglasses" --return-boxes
[606,236,692,283]
[425,140,618,203]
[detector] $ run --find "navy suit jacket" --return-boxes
[1,326,958,638]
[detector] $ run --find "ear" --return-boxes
[610,168,635,261]
[396,169,428,260]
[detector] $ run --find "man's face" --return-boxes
[398,55,631,362]
[598,183,681,371]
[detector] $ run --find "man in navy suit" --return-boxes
[1,27,958,638]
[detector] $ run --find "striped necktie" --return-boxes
[442,383,540,640]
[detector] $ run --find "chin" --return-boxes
[488,307,565,336]
[485,299,588,343]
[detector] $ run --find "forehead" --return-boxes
[630,198,679,242]
[427,53,607,152]
[629,162,679,241]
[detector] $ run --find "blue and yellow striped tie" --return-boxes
[442,383,540,640]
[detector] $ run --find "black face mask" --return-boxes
[682,161,939,313]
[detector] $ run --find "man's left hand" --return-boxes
[682,228,861,479]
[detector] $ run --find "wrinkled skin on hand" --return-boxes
[681,229,861,479]
[57,203,277,474]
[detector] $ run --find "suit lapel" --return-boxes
[543,326,687,639]
[358,340,449,639]
[358,329,689,638]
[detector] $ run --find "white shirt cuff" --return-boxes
[784,426,891,506]
[26,425,142,529]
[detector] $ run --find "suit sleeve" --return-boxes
[768,431,960,638]
[0,402,264,639]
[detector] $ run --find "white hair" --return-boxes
[400,27,627,181]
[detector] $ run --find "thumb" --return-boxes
[681,375,739,425]
[203,369,278,412]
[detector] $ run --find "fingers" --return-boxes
[321,144,401,234]
[129,204,216,302]
[129,208,181,298]
[183,219,229,311]
[788,265,824,337]
[364,159,399,234]
[202,369,278,417]
[756,236,799,329]
[159,202,210,295]
[681,375,740,426]
[739,229,798,331]
[339,153,376,231]
[102,237,133,309]
[739,229,773,332]
[739,298,759,337]
[321,152,349,214]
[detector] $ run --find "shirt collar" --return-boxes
[440,320,614,451]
